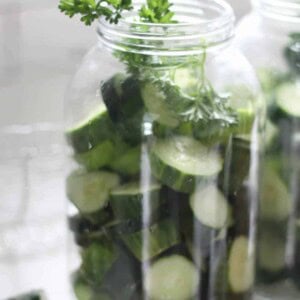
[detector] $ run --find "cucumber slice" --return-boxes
[228,236,254,294]
[101,74,143,122]
[257,231,286,282]
[109,146,141,176]
[110,181,161,220]
[101,73,126,121]
[219,137,251,195]
[144,255,199,300]
[74,282,93,300]
[190,184,230,229]
[74,140,115,171]
[73,272,112,300]
[101,248,142,300]
[150,136,223,193]
[69,213,114,247]
[81,239,118,285]
[121,218,180,261]
[69,214,100,233]
[274,81,300,120]
[141,81,180,128]
[66,170,120,214]
[260,166,291,222]
[75,229,107,248]
[72,271,112,300]
[101,74,144,144]
[229,186,251,236]
[66,104,114,153]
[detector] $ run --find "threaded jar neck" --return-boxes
[253,0,300,23]
[97,0,235,56]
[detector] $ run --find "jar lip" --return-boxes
[253,0,300,23]
[97,0,235,55]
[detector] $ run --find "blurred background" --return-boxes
[0,1,251,299]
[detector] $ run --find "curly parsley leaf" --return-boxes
[58,0,133,25]
[139,0,175,23]
[59,0,175,25]
[160,79,238,127]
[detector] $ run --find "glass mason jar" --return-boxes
[236,0,300,298]
[65,1,264,299]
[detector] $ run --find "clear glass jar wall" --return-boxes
[65,1,264,299]
[236,0,300,298]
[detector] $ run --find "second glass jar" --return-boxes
[66,1,264,299]
[236,0,300,298]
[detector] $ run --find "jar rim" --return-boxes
[97,0,235,56]
[253,0,300,23]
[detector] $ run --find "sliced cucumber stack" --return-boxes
[101,74,144,144]
[260,166,291,222]
[272,81,300,121]
[66,170,120,215]
[150,136,223,193]
[121,218,180,261]
[144,255,199,300]
[81,239,118,285]
[66,104,114,153]
[110,181,161,220]
[228,236,254,294]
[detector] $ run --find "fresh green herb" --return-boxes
[60,0,238,131]
[58,0,133,25]
[163,53,238,128]
[155,77,238,129]
[141,52,238,133]
[139,0,175,23]
[59,0,175,25]
[114,49,153,74]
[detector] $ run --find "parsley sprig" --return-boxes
[139,0,175,23]
[59,0,175,25]
[59,0,133,25]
